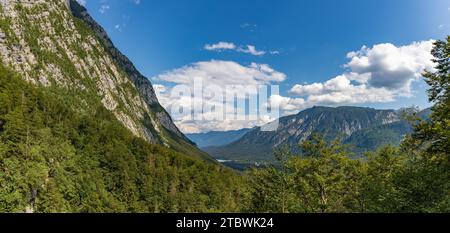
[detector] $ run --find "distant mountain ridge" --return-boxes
[206,106,431,162]
[187,128,252,148]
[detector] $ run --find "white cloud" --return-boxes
[204,42,237,51]
[153,60,286,133]
[99,4,110,14]
[204,42,278,56]
[238,45,266,56]
[153,40,435,133]
[345,40,435,91]
[240,23,258,33]
[114,24,126,32]
[269,95,305,115]
[154,60,286,86]
[288,40,435,110]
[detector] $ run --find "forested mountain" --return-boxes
[206,106,431,162]
[0,66,246,212]
[344,121,413,154]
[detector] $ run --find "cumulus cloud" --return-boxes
[154,60,286,86]
[269,95,306,115]
[345,41,435,91]
[288,40,435,109]
[153,40,435,133]
[153,60,286,133]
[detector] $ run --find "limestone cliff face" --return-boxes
[0,0,200,156]
[67,0,189,142]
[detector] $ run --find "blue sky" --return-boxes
[79,0,450,132]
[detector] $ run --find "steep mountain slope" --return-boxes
[344,121,413,154]
[187,128,252,148]
[0,0,208,160]
[68,1,191,143]
[344,108,432,154]
[0,65,246,212]
[206,106,401,162]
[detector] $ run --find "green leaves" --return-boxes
[416,36,450,155]
[247,135,365,213]
[246,133,448,213]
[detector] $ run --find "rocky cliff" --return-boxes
[67,0,189,142]
[0,0,206,159]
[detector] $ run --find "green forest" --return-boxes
[0,64,247,213]
[0,37,449,213]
